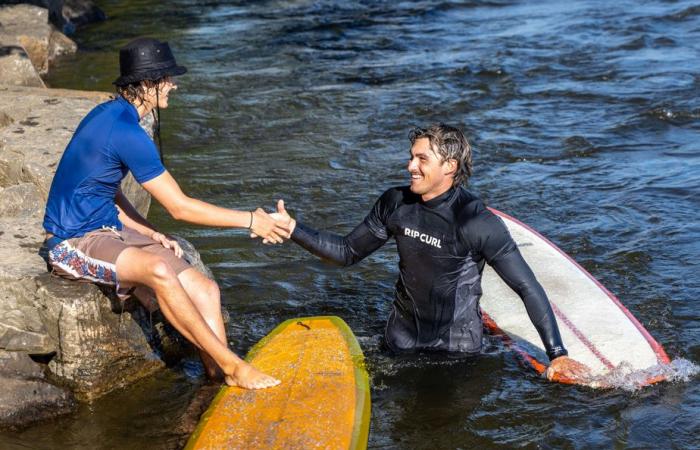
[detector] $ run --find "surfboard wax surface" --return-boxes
[480,208,670,386]
[185,316,370,450]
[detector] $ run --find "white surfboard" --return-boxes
[480,208,670,386]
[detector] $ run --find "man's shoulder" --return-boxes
[375,186,418,208]
[454,187,488,219]
[379,185,411,199]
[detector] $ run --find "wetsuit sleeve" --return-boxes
[464,212,568,361]
[291,191,395,267]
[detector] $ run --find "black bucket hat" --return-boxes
[113,37,187,86]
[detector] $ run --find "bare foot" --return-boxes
[225,361,280,390]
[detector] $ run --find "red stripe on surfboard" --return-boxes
[488,207,670,366]
[550,303,615,369]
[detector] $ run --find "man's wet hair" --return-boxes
[116,78,167,162]
[116,78,164,108]
[409,123,473,186]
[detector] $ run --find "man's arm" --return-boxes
[141,171,289,243]
[272,199,390,267]
[291,221,388,267]
[464,210,590,381]
[488,249,568,360]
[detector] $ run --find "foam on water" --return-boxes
[587,358,700,391]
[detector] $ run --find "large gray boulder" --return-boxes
[0,85,205,427]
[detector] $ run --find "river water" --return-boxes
[3,0,699,448]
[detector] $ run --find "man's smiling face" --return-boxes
[407,137,456,202]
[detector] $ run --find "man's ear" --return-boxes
[443,158,458,176]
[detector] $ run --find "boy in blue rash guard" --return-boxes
[42,37,289,390]
[270,124,590,381]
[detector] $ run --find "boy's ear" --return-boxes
[444,158,458,175]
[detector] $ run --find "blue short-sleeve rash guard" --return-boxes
[43,96,165,239]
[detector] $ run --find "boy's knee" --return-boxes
[203,277,220,303]
[149,258,176,283]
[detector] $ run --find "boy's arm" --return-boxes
[141,170,289,243]
[115,189,183,257]
[115,189,158,238]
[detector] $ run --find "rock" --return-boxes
[0,286,53,354]
[0,2,64,32]
[0,217,55,355]
[47,25,77,58]
[0,350,75,429]
[175,237,215,281]
[62,0,106,30]
[0,377,75,428]
[0,183,43,218]
[0,111,14,128]
[36,273,165,401]
[0,4,76,80]
[0,46,45,88]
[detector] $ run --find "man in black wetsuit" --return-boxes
[270,123,588,380]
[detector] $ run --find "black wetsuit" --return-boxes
[292,186,568,361]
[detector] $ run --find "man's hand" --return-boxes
[151,231,183,258]
[251,200,296,244]
[250,206,290,244]
[545,356,592,383]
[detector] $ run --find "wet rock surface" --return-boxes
[0,351,75,429]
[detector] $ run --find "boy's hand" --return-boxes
[251,200,296,244]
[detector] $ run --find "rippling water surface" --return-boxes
[4,0,700,448]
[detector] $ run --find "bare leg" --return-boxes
[116,247,279,389]
[178,268,226,380]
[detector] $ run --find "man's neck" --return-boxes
[421,184,454,203]
[134,101,153,119]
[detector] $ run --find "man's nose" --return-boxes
[407,157,417,171]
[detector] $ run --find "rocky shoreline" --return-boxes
[0,2,208,429]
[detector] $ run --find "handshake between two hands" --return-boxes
[249,199,296,245]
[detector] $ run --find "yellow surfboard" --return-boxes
[185,316,371,450]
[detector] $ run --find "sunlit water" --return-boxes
[2,0,699,448]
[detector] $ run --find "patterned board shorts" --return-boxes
[46,226,192,300]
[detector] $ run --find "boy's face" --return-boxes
[144,76,177,109]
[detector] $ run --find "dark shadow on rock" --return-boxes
[0,45,28,58]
